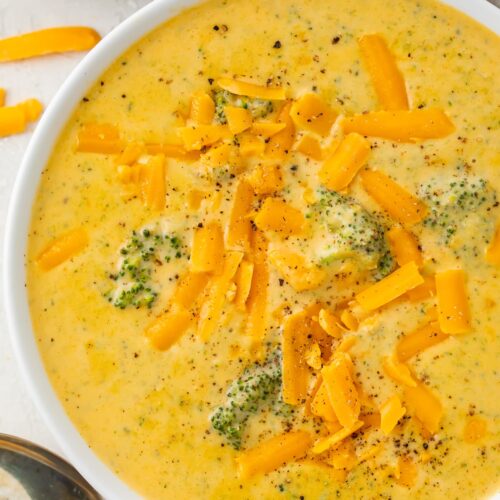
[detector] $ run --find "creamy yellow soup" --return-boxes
[27,0,500,498]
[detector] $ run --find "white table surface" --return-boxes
[0,0,150,458]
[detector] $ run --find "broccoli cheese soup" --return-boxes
[27,0,500,498]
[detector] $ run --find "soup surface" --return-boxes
[27,0,500,498]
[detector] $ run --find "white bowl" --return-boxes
[4,0,499,498]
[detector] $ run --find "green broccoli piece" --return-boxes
[212,88,275,124]
[213,89,231,124]
[210,349,289,449]
[311,188,393,277]
[420,167,498,244]
[106,228,185,309]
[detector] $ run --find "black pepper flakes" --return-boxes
[273,40,282,49]
[332,35,341,45]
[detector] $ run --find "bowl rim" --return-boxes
[3,0,499,499]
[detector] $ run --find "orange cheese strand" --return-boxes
[115,142,144,166]
[361,412,381,429]
[37,228,88,270]
[360,169,427,225]
[294,134,322,160]
[406,274,436,302]
[269,250,326,292]
[146,307,191,351]
[254,197,305,236]
[250,122,286,138]
[190,222,224,273]
[327,439,357,471]
[148,271,210,351]
[141,154,166,211]
[463,415,488,443]
[339,309,358,331]
[190,92,215,124]
[485,221,500,266]
[237,430,312,479]
[239,132,265,157]
[336,336,357,354]
[312,420,363,454]
[357,442,385,464]
[21,98,43,122]
[224,105,252,134]
[186,189,206,210]
[322,352,360,428]
[172,272,210,309]
[0,27,100,62]
[318,308,343,338]
[198,251,244,341]
[358,34,409,110]
[76,123,122,154]
[310,381,339,422]
[234,260,254,311]
[290,93,337,136]
[282,310,311,405]
[246,163,284,196]
[304,374,324,418]
[380,395,406,435]
[0,88,5,107]
[382,356,417,387]
[356,261,424,311]
[266,101,295,159]
[404,382,443,434]
[246,230,269,357]
[217,77,286,100]
[395,456,418,488]
[435,269,471,334]
[319,132,370,191]
[226,180,254,251]
[387,226,423,267]
[396,321,448,361]
[201,142,241,169]
[0,105,26,137]
[343,109,454,142]
[144,143,199,161]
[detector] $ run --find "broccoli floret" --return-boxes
[376,249,395,279]
[213,89,231,124]
[420,167,498,244]
[311,188,393,276]
[210,349,289,449]
[212,89,275,124]
[244,97,275,119]
[106,228,185,309]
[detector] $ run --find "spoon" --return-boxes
[0,434,100,499]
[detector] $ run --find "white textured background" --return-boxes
[0,0,150,457]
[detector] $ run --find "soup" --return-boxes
[27,0,500,498]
